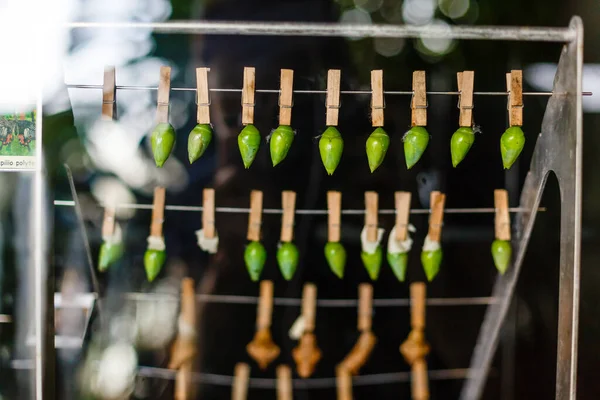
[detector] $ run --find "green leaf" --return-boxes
[277,242,299,280]
[98,242,124,272]
[324,242,346,278]
[319,126,344,175]
[187,123,213,164]
[366,127,390,173]
[238,124,261,168]
[450,127,475,167]
[421,249,442,281]
[244,241,267,281]
[144,249,166,282]
[403,126,429,169]
[361,246,382,281]
[500,126,525,169]
[270,125,295,166]
[387,251,408,282]
[151,123,176,167]
[491,239,512,274]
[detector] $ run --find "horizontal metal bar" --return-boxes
[53,200,545,215]
[64,83,593,97]
[64,21,575,42]
[123,292,499,307]
[137,366,473,387]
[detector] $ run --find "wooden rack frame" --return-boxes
[27,17,583,400]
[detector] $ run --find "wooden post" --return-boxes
[156,66,171,124]
[327,191,342,243]
[150,187,166,237]
[231,363,250,400]
[364,192,378,243]
[357,283,373,332]
[101,66,116,121]
[101,206,116,239]
[326,69,341,126]
[242,67,256,125]
[394,191,412,242]
[196,67,211,124]
[494,189,511,241]
[247,191,263,242]
[457,71,474,127]
[256,281,274,331]
[280,191,296,243]
[279,69,294,126]
[506,70,523,126]
[276,365,293,400]
[370,70,384,127]
[202,188,215,239]
[411,71,427,127]
[427,191,446,242]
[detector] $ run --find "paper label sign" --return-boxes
[0,110,36,171]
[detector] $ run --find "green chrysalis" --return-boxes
[500,126,525,169]
[319,126,344,175]
[324,242,346,279]
[365,127,390,173]
[450,126,475,167]
[98,242,124,272]
[421,249,442,282]
[491,239,512,274]
[361,246,383,281]
[270,125,295,166]
[150,123,176,168]
[387,252,408,282]
[187,123,213,164]
[277,242,299,281]
[403,126,430,169]
[244,241,267,282]
[238,124,261,168]
[144,249,166,282]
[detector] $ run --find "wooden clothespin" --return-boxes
[506,70,523,127]
[156,66,171,124]
[196,67,211,124]
[170,278,198,400]
[242,67,256,125]
[151,187,166,237]
[494,189,511,241]
[457,71,474,127]
[102,66,116,121]
[202,188,216,239]
[338,284,376,375]
[232,363,250,400]
[365,192,378,243]
[400,282,430,400]
[276,365,293,400]
[427,191,446,242]
[326,69,341,126]
[247,280,280,369]
[293,283,322,378]
[279,69,294,126]
[102,205,116,239]
[371,70,384,127]
[281,191,296,243]
[411,71,427,127]
[336,366,353,400]
[395,192,412,242]
[327,191,342,243]
[247,191,263,242]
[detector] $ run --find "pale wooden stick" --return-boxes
[395,191,412,242]
[256,280,274,330]
[412,359,430,400]
[101,206,116,238]
[280,191,296,243]
[202,188,216,239]
[457,71,474,127]
[410,282,426,331]
[156,66,171,124]
[357,283,373,332]
[196,67,210,124]
[102,66,116,121]
[364,191,378,243]
[276,365,293,400]
[411,71,427,127]
[242,67,256,125]
[494,189,511,241]
[232,363,250,400]
[370,70,384,127]
[174,363,192,400]
[247,191,263,242]
[302,283,317,333]
[336,367,353,400]
[279,69,294,126]
[427,191,446,242]
[506,70,523,126]
[326,69,341,126]
[150,187,166,237]
[327,191,342,243]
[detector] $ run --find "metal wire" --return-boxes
[65,83,593,97]
[123,292,498,307]
[53,200,545,215]
[137,366,472,387]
